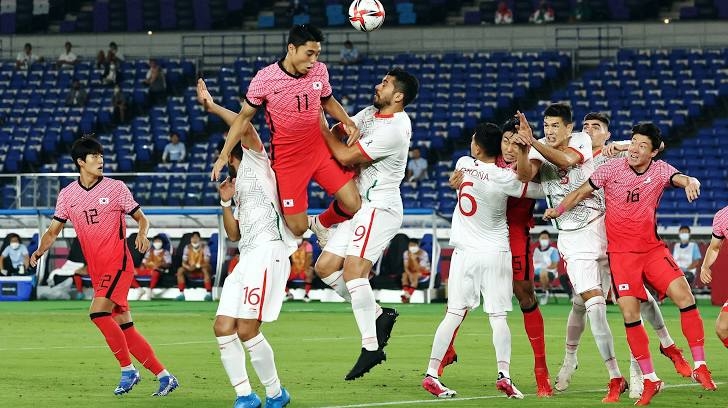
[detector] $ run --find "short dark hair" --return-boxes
[538,230,550,237]
[473,122,503,158]
[65,41,72,47]
[7,233,20,242]
[287,25,324,48]
[631,122,662,151]
[109,41,118,49]
[153,234,165,242]
[71,136,103,170]
[679,225,691,232]
[408,238,419,245]
[543,102,573,124]
[387,67,419,107]
[191,231,201,238]
[583,112,610,127]
[24,43,31,49]
[501,116,519,133]
[230,143,244,161]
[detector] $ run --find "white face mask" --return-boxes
[679,233,690,242]
[153,241,163,250]
[539,239,550,248]
[191,242,200,249]
[9,242,20,250]
[409,246,419,253]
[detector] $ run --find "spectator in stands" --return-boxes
[571,0,592,22]
[529,0,555,24]
[65,80,88,107]
[288,0,309,15]
[101,53,119,86]
[1,233,29,276]
[56,41,77,69]
[143,58,167,106]
[15,43,43,70]
[494,1,514,24]
[112,85,127,124]
[406,147,428,184]
[286,237,314,302]
[533,230,560,305]
[339,40,361,65]
[401,238,430,303]
[672,225,702,287]
[162,132,186,163]
[107,41,125,62]
[176,232,213,301]
[133,235,171,300]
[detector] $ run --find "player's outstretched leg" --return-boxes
[641,290,691,377]
[718,306,728,348]
[628,356,643,399]
[626,320,663,406]
[678,304,717,390]
[344,278,386,380]
[555,295,586,391]
[489,313,523,399]
[119,322,178,396]
[376,307,399,349]
[521,302,552,397]
[581,294,625,402]
[422,307,465,398]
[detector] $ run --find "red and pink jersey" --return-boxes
[589,158,680,253]
[245,60,333,154]
[54,177,139,277]
[712,206,728,239]
[496,155,535,256]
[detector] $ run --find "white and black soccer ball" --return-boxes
[348,0,386,32]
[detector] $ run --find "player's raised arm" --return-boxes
[543,180,595,220]
[319,110,368,166]
[30,219,64,267]
[700,236,723,284]
[322,96,360,146]
[513,111,533,183]
[197,79,262,153]
[130,209,150,253]
[670,173,701,203]
[211,101,258,181]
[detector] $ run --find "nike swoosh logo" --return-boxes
[70,204,77,207]
[273,90,281,94]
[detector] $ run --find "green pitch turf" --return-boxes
[0,299,725,407]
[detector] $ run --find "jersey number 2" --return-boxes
[458,182,477,216]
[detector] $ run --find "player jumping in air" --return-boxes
[211,24,361,245]
[545,122,717,405]
[30,136,178,397]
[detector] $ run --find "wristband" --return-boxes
[556,203,566,216]
[220,199,232,207]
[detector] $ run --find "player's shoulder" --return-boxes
[252,62,280,78]
[311,61,329,74]
[568,131,590,149]
[714,206,728,222]
[455,155,476,169]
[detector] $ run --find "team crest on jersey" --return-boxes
[312,81,322,90]
[618,283,629,291]
[644,177,652,184]
[283,199,294,208]
[99,197,109,205]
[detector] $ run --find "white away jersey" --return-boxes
[449,156,543,252]
[352,106,411,209]
[591,140,630,211]
[529,132,601,231]
[233,146,297,257]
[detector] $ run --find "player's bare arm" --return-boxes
[30,219,64,267]
[449,169,464,190]
[211,101,258,180]
[218,177,241,241]
[531,138,583,170]
[543,180,595,220]
[319,110,369,166]
[131,209,150,253]
[197,78,262,152]
[671,174,701,202]
[321,96,360,146]
[513,111,534,182]
[700,236,723,284]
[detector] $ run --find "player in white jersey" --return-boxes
[512,103,626,402]
[197,79,294,408]
[422,118,542,400]
[558,112,691,398]
[313,68,418,381]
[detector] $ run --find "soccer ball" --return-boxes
[348,0,385,32]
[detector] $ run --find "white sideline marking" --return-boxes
[0,340,211,352]
[318,381,724,408]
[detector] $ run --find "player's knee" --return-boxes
[236,322,260,342]
[213,317,236,337]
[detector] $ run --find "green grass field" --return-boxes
[1,299,726,407]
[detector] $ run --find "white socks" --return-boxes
[489,312,512,379]
[426,308,466,377]
[641,291,675,348]
[321,270,352,302]
[347,278,378,351]
[584,296,621,378]
[564,295,587,363]
[243,333,281,399]
[216,334,252,397]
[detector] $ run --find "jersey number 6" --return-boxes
[458,181,477,217]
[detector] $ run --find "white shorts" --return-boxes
[324,204,403,263]
[447,248,513,314]
[216,242,291,322]
[557,217,610,295]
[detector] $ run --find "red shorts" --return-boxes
[91,269,134,314]
[608,246,684,301]
[272,146,354,215]
[135,267,159,276]
[289,269,308,281]
[510,235,533,281]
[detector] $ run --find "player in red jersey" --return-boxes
[699,206,728,349]
[30,136,178,397]
[545,122,717,405]
[446,115,552,397]
[211,24,361,243]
